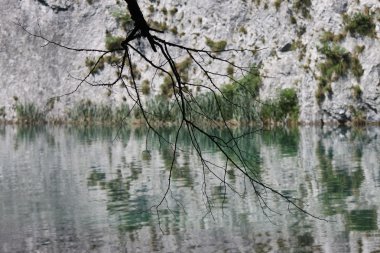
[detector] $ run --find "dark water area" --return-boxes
[1,125,380,252]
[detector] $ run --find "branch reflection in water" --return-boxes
[0,125,380,252]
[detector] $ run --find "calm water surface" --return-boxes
[1,125,380,252]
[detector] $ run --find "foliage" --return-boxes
[316,42,364,104]
[293,0,312,18]
[15,102,46,124]
[169,8,178,15]
[239,26,247,34]
[274,0,282,11]
[317,141,365,216]
[145,96,179,122]
[226,65,234,76]
[105,33,124,51]
[160,58,192,97]
[146,66,262,123]
[141,80,151,95]
[343,13,376,37]
[112,10,133,31]
[67,99,131,124]
[0,106,5,118]
[260,88,299,123]
[320,31,346,43]
[85,57,105,75]
[221,65,261,100]
[318,43,351,81]
[352,85,362,99]
[350,106,366,126]
[354,45,365,55]
[205,37,227,52]
[350,56,364,78]
[148,20,168,31]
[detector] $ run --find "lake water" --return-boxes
[1,125,380,252]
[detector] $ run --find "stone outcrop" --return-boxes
[0,0,379,124]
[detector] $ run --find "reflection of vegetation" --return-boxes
[347,209,378,231]
[211,185,228,207]
[68,126,130,145]
[88,165,152,232]
[87,170,106,188]
[297,232,314,248]
[261,127,300,157]
[317,141,364,216]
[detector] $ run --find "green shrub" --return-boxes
[318,43,351,81]
[148,20,168,31]
[0,106,5,118]
[290,15,297,24]
[293,0,312,18]
[205,37,227,52]
[350,106,366,126]
[260,88,299,123]
[114,104,131,123]
[68,100,112,123]
[160,58,192,97]
[352,85,362,99]
[68,101,132,124]
[316,42,364,105]
[145,96,179,122]
[169,8,178,15]
[112,10,132,31]
[278,88,299,120]
[344,13,376,37]
[354,45,365,54]
[315,86,326,105]
[226,65,234,76]
[105,33,124,51]
[318,43,363,81]
[274,0,282,11]
[239,26,247,34]
[141,80,151,95]
[15,102,45,124]
[85,57,105,75]
[170,27,178,35]
[148,5,154,13]
[221,65,261,100]
[351,56,364,78]
[320,31,346,43]
[105,54,121,65]
[161,7,168,15]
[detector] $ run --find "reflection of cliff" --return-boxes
[0,126,117,252]
[1,126,380,252]
[317,139,365,216]
[313,127,380,252]
[1,1,380,124]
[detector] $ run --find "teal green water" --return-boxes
[1,125,380,252]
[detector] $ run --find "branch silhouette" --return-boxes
[16,0,329,231]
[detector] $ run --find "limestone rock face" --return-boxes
[0,0,379,123]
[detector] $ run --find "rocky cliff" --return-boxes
[0,0,379,124]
